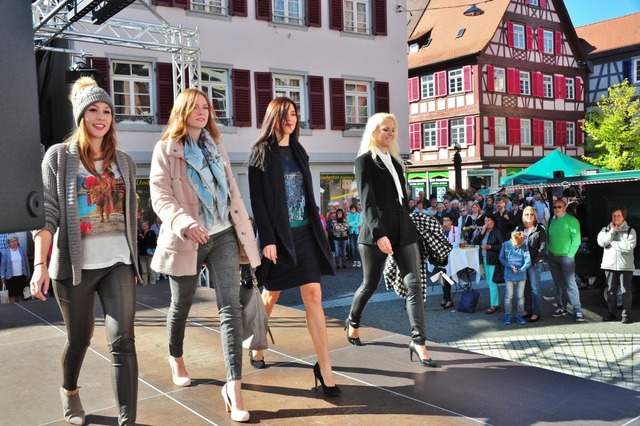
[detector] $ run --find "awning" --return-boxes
[504,169,640,191]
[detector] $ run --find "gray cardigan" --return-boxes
[34,141,140,285]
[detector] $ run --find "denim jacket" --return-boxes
[499,240,531,281]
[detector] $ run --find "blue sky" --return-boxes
[564,0,640,27]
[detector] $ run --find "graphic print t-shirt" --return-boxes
[280,146,309,228]
[77,161,131,269]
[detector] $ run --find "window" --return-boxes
[409,43,419,53]
[634,58,640,84]
[566,122,575,146]
[544,121,554,146]
[494,68,506,92]
[565,77,575,100]
[344,0,369,34]
[421,74,435,99]
[345,80,370,127]
[495,117,506,146]
[543,75,553,98]
[513,24,525,49]
[521,119,531,146]
[111,60,152,124]
[520,71,531,96]
[200,67,230,126]
[273,0,303,25]
[529,0,539,5]
[448,69,463,94]
[423,122,436,148]
[456,28,466,39]
[190,0,227,15]
[274,73,307,126]
[450,119,466,146]
[543,30,554,54]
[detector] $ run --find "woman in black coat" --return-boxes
[473,213,504,313]
[248,97,339,395]
[345,113,436,368]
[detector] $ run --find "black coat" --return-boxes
[515,223,547,264]
[473,227,504,265]
[355,152,418,247]
[248,139,334,282]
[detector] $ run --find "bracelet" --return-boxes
[34,262,46,268]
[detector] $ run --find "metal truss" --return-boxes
[32,0,201,94]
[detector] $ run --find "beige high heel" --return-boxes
[168,356,192,387]
[60,387,85,425]
[221,383,250,422]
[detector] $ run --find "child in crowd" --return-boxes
[499,231,531,325]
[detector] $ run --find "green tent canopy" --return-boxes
[500,150,610,186]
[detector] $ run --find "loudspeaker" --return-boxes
[553,171,565,179]
[0,1,45,233]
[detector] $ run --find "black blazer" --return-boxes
[355,152,418,247]
[248,139,334,281]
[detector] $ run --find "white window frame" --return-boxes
[565,77,575,100]
[423,122,436,148]
[190,0,228,15]
[448,68,464,95]
[494,67,506,93]
[543,30,554,54]
[273,0,304,25]
[520,71,531,96]
[421,74,435,99]
[200,67,231,126]
[409,43,419,53]
[634,58,640,84]
[543,74,553,98]
[344,0,370,34]
[544,121,554,146]
[274,73,307,127]
[495,117,506,146]
[111,60,153,124]
[450,119,466,146]
[521,119,531,146]
[513,24,525,49]
[566,122,575,147]
[345,80,371,127]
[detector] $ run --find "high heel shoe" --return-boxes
[443,301,454,310]
[313,362,342,396]
[168,356,192,387]
[221,383,250,423]
[344,319,363,346]
[60,387,85,426]
[409,341,437,368]
[249,351,267,369]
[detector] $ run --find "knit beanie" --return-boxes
[70,77,115,126]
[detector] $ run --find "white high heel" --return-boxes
[221,383,250,423]
[168,356,192,387]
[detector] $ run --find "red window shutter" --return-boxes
[437,120,449,148]
[435,71,447,97]
[89,57,110,93]
[526,26,534,50]
[540,0,547,7]
[462,65,473,92]
[329,78,346,130]
[375,81,389,113]
[577,120,584,145]
[152,0,172,7]
[329,0,343,31]
[554,75,566,99]
[307,75,325,130]
[254,72,273,128]
[488,116,495,145]
[156,62,174,125]
[508,117,521,145]
[172,0,188,9]
[408,77,419,102]
[486,65,495,92]
[306,0,321,27]
[576,77,583,102]
[232,69,251,127]
[532,72,543,98]
[465,116,475,145]
[255,0,271,21]
[555,121,567,146]
[537,28,545,53]
[507,22,514,48]
[507,68,520,94]
[533,120,544,146]
[229,0,248,17]
[372,0,387,36]
[409,123,421,150]
[524,0,530,4]
[555,31,563,56]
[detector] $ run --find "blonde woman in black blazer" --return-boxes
[346,113,436,368]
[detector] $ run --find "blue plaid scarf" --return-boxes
[184,129,230,231]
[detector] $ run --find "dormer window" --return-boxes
[409,43,419,53]
[408,31,432,53]
[456,28,466,39]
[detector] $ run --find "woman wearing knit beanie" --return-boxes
[30,77,140,426]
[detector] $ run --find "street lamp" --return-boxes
[453,142,462,191]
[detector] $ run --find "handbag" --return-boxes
[492,261,505,284]
[0,283,8,304]
[239,268,274,351]
[457,289,480,313]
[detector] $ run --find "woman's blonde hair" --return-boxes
[511,231,525,246]
[249,97,300,170]
[66,77,117,179]
[522,206,538,225]
[161,88,221,145]
[356,113,404,172]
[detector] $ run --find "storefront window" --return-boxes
[320,173,357,213]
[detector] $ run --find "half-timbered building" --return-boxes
[406,0,589,197]
[576,12,640,106]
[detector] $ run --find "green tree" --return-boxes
[582,79,640,171]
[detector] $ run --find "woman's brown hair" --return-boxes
[161,88,221,145]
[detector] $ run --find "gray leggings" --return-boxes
[167,227,243,381]
[53,263,138,426]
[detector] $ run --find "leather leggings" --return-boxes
[348,242,426,344]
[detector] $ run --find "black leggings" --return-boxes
[348,242,426,344]
[53,263,138,425]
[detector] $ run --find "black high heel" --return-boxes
[409,341,437,368]
[442,301,454,310]
[313,362,342,396]
[344,319,363,346]
[249,351,266,369]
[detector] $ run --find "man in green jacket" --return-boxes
[547,199,585,322]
